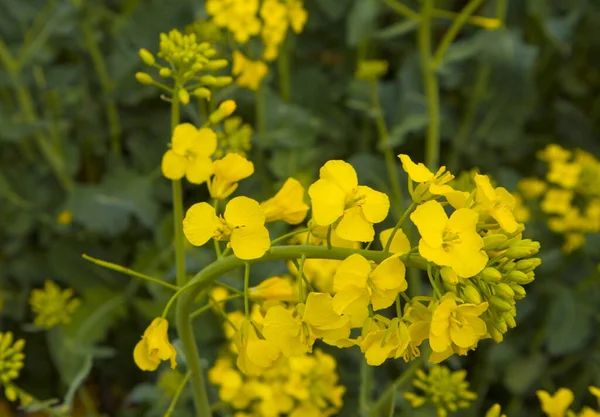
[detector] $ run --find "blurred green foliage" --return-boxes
[0,0,599,416]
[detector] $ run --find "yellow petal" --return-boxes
[358,186,390,223]
[308,179,346,226]
[429,184,469,209]
[171,123,198,155]
[474,174,496,206]
[336,206,374,242]
[490,206,519,234]
[189,127,217,157]
[185,156,214,184]
[224,196,265,228]
[379,228,411,254]
[231,225,270,260]
[447,207,479,233]
[398,154,434,182]
[331,288,370,328]
[213,153,255,183]
[410,201,447,248]
[370,254,407,292]
[319,160,358,195]
[183,203,220,246]
[333,254,371,293]
[161,150,186,180]
[261,178,309,225]
[361,331,395,366]
[133,339,160,371]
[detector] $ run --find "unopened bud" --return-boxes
[462,285,482,305]
[490,295,513,312]
[494,319,508,333]
[497,237,519,251]
[505,240,540,259]
[193,88,211,99]
[135,72,154,85]
[178,88,190,105]
[204,49,217,58]
[214,76,233,87]
[503,312,517,328]
[501,261,516,273]
[192,63,205,72]
[507,270,534,285]
[488,325,504,343]
[139,48,155,66]
[209,100,237,124]
[203,59,228,71]
[483,234,508,251]
[509,283,526,299]
[480,267,502,283]
[494,283,515,299]
[440,267,459,285]
[516,258,542,273]
[199,75,217,86]
[159,67,172,78]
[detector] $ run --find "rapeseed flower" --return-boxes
[232,51,269,91]
[183,196,270,260]
[308,160,389,242]
[486,404,507,417]
[161,123,217,183]
[133,318,177,371]
[541,188,574,214]
[234,319,279,375]
[537,388,574,417]
[262,305,314,357]
[411,200,488,278]
[537,144,571,162]
[207,153,254,200]
[215,117,253,158]
[474,174,519,233]
[359,318,410,365]
[301,292,351,342]
[260,178,309,225]
[260,0,307,60]
[0,332,25,387]
[206,0,261,44]
[518,177,547,199]
[29,280,80,329]
[249,276,295,301]
[547,161,582,189]
[379,227,411,254]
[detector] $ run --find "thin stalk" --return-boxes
[271,228,310,245]
[244,262,251,317]
[381,0,420,21]
[326,225,333,250]
[277,38,291,102]
[190,294,244,319]
[369,360,421,416]
[82,254,179,291]
[384,202,417,253]
[254,85,270,196]
[164,372,191,417]
[359,358,373,416]
[418,0,441,171]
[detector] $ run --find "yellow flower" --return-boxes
[250,276,295,301]
[0,332,25,386]
[411,200,488,278]
[29,280,80,329]
[183,196,270,260]
[56,209,73,225]
[379,228,411,254]
[485,404,506,417]
[208,357,243,402]
[563,233,585,253]
[234,319,280,375]
[429,296,488,354]
[474,174,519,233]
[232,51,269,90]
[206,0,261,43]
[263,305,314,357]
[590,386,600,403]
[259,0,307,60]
[547,161,582,189]
[579,408,600,417]
[537,144,571,162]
[536,388,574,417]
[332,254,407,327]
[398,154,461,205]
[518,177,547,199]
[261,178,309,224]
[207,153,254,200]
[161,123,217,183]
[133,318,177,371]
[308,160,389,242]
[359,318,410,365]
[541,189,574,214]
[301,292,351,342]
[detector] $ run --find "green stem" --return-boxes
[418,0,440,171]
[277,38,291,102]
[164,372,191,417]
[370,80,404,217]
[82,254,179,291]
[326,226,333,249]
[190,294,244,319]
[360,358,373,416]
[244,262,251,317]
[254,85,270,196]
[427,263,442,298]
[369,360,421,416]
[381,0,420,21]
[271,228,310,245]
[431,0,484,68]
[384,202,417,253]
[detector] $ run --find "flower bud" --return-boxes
[493,318,508,333]
[209,100,237,124]
[501,261,516,273]
[214,76,233,87]
[490,295,513,312]
[193,88,211,99]
[204,49,217,58]
[139,48,155,66]
[135,72,154,85]
[462,285,482,305]
[191,63,205,72]
[488,325,504,343]
[483,234,508,251]
[504,240,540,259]
[442,281,457,293]
[178,88,190,105]
[159,67,172,78]
[440,267,459,285]
[199,75,217,86]
[204,59,229,71]
[515,258,542,273]
[509,283,526,299]
[503,312,516,328]
[494,283,515,299]
[507,270,534,285]
[480,267,502,283]
[497,237,519,251]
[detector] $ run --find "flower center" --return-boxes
[442,229,462,251]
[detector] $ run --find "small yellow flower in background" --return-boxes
[359,318,410,366]
[161,123,217,184]
[208,153,254,200]
[210,287,230,311]
[485,404,507,417]
[0,332,25,387]
[411,200,488,278]
[474,174,519,233]
[541,188,574,214]
[537,388,574,417]
[206,0,262,43]
[518,177,547,199]
[250,276,295,301]
[537,144,571,162]
[56,209,73,225]
[133,318,177,371]
[332,254,407,327]
[29,280,80,329]
[261,178,309,224]
[512,193,530,223]
[208,356,244,403]
[260,0,307,61]
[579,408,600,417]
[355,60,388,81]
[404,365,477,417]
[547,161,582,189]
[590,386,600,403]
[234,319,280,375]
[232,51,269,90]
[563,232,586,253]
[308,160,390,242]
[379,228,411,254]
[183,196,270,260]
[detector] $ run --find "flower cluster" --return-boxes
[517,144,600,253]
[29,280,80,329]
[537,387,600,417]
[0,332,25,402]
[133,318,178,372]
[404,365,477,417]
[260,0,307,61]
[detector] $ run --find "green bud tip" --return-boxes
[178,89,190,105]
[135,72,154,85]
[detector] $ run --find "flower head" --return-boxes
[398,154,459,204]
[308,160,389,242]
[208,153,254,200]
[234,319,280,375]
[250,276,295,301]
[547,161,582,189]
[261,178,309,224]
[232,51,269,90]
[161,124,217,183]
[263,305,314,357]
[216,117,253,158]
[29,280,80,329]
[206,0,262,43]
[541,188,574,215]
[536,388,574,417]
[301,292,351,343]
[183,196,270,260]
[133,318,177,371]
[411,201,488,278]
[0,332,25,386]
[474,174,519,233]
[359,318,410,365]
[518,177,547,199]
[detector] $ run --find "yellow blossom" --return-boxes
[263,305,314,357]
[161,123,217,184]
[208,357,244,402]
[260,178,309,224]
[518,177,547,199]
[563,233,585,253]
[547,161,582,189]
[536,388,574,417]
[133,318,177,371]
[537,144,571,162]
[232,51,269,90]
[183,196,270,260]
[206,0,261,43]
[332,254,407,327]
[308,160,390,242]
[359,318,410,365]
[29,280,80,329]
[234,319,280,375]
[429,296,488,355]
[411,200,488,278]
[250,276,295,301]
[301,292,351,342]
[485,404,506,417]
[379,228,411,254]
[0,332,25,386]
[541,188,574,215]
[260,0,307,60]
[474,174,519,233]
[208,153,254,200]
